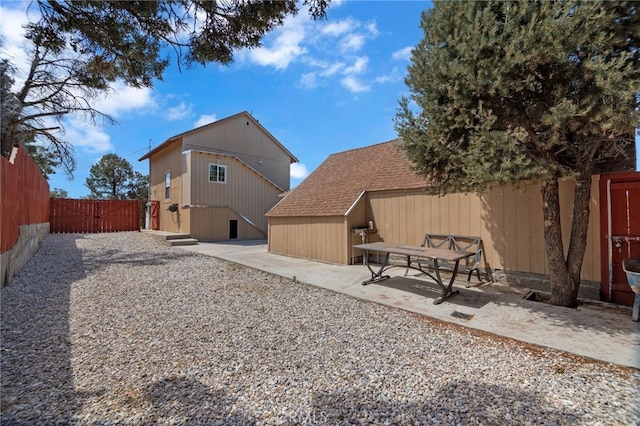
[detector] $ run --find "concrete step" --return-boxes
[164,233,192,241]
[168,238,199,246]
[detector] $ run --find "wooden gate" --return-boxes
[600,172,640,305]
[50,199,141,233]
[150,200,160,230]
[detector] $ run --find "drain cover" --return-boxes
[451,311,474,320]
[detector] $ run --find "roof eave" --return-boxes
[138,137,180,161]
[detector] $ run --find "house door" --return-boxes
[229,219,238,240]
[150,201,160,230]
[600,172,640,305]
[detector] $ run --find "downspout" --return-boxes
[345,191,367,265]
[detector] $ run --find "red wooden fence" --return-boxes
[50,199,141,233]
[1,145,50,253]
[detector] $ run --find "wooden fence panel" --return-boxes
[97,200,141,232]
[1,145,50,253]
[50,199,140,233]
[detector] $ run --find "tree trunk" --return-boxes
[566,170,593,290]
[540,178,579,307]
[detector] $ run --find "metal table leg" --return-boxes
[361,251,391,285]
[432,259,461,305]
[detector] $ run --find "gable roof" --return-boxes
[267,139,427,217]
[138,111,297,163]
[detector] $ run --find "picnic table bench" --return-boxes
[353,242,475,304]
[414,234,484,288]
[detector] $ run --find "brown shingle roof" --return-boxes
[266,139,427,217]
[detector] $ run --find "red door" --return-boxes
[150,201,160,230]
[600,172,640,305]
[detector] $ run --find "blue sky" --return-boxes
[1,1,637,198]
[2,0,430,197]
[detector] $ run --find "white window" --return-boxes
[209,164,227,183]
[164,171,171,199]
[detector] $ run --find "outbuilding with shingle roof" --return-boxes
[265,136,618,301]
[267,140,426,218]
[267,139,430,264]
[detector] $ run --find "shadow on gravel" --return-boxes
[81,247,194,273]
[1,234,84,425]
[141,376,254,424]
[310,379,578,424]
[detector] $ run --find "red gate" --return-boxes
[600,172,640,305]
[50,199,141,233]
[150,200,160,230]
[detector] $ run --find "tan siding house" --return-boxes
[140,111,296,241]
[266,139,605,283]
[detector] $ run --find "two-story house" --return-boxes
[139,111,297,241]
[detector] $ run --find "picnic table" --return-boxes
[353,242,475,305]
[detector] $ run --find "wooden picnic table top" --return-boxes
[352,242,473,262]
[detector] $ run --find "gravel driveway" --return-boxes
[1,232,638,425]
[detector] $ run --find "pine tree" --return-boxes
[396,1,638,307]
[86,154,146,200]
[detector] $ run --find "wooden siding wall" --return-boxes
[268,178,601,280]
[268,216,348,264]
[187,151,282,235]
[368,178,601,281]
[182,115,291,190]
[148,142,187,233]
[190,207,265,241]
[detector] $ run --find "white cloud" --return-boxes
[0,4,34,80]
[320,62,344,77]
[340,76,370,93]
[365,22,379,38]
[304,58,344,77]
[321,19,354,37]
[245,13,307,70]
[290,162,309,179]
[340,34,365,52]
[165,101,193,121]
[392,46,413,61]
[96,83,155,117]
[297,72,318,90]
[194,114,217,128]
[234,8,392,96]
[343,57,368,75]
[63,117,113,153]
[374,67,403,84]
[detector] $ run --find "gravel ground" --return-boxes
[1,232,639,425]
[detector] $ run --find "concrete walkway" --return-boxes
[172,239,639,369]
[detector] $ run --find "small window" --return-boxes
[209,164,227,183]
[164,171,171,199]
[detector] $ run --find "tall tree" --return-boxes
[50,187,69,198]
[396,1,638,307]
[86,154,144,200]
[127,171,149,201]
[1,58,60,178]
[1,29,114,174]
[0,59,25,155]
[23,141,61,179]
